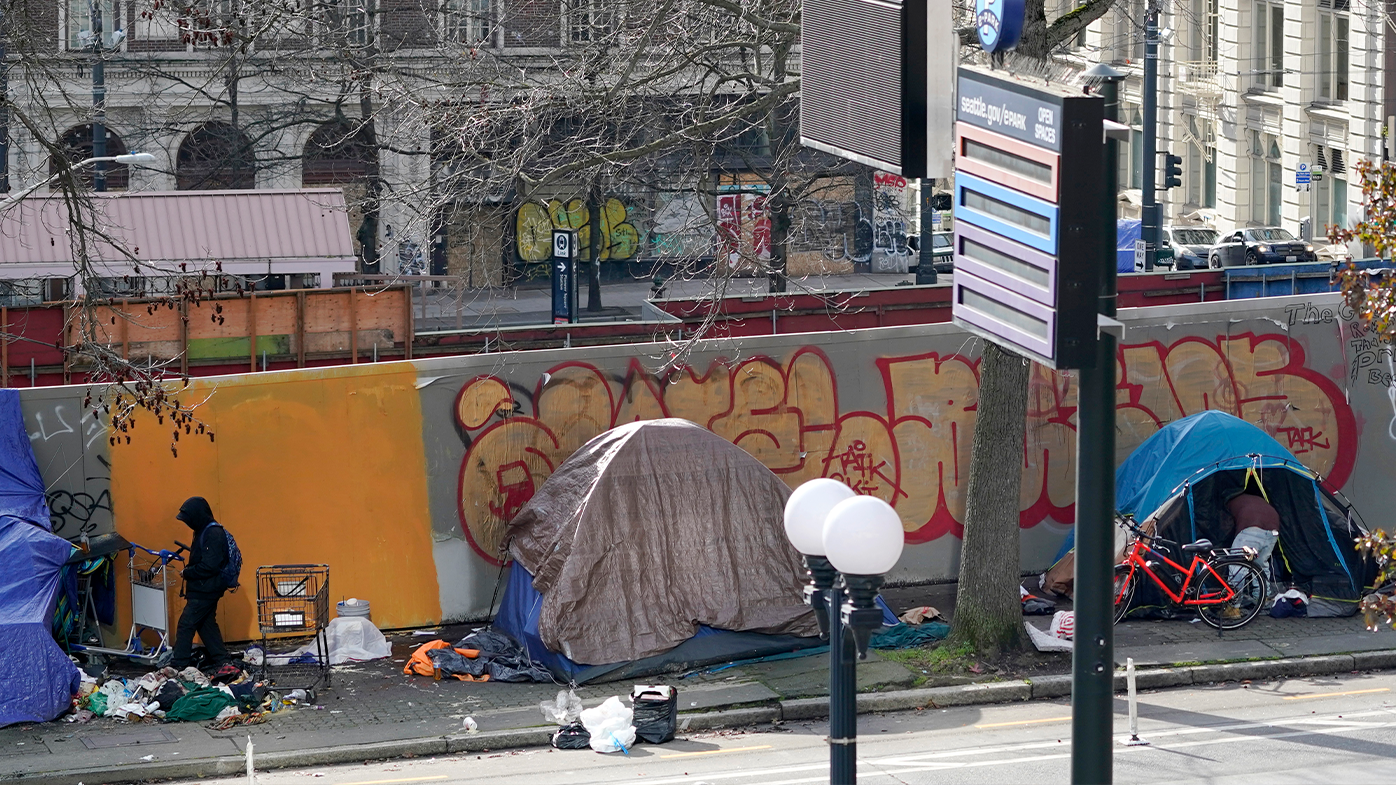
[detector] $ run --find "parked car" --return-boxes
[928,232,954,273]
[1162,226,1218,271]
[1207,227,1318,268]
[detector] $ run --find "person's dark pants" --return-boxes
[170,592,229,669]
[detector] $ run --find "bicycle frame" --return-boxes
[1118,539,1237,607]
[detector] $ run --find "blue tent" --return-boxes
[0,390,81,727]
[1114,411,1370,615]
[1115,410,1303,521]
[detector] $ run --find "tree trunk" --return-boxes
[949,342,1031,657]
[587,185,603,311]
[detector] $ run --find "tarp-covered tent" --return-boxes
[0,389,81,726]
[494,418,821,682]
[1045,411,1372,616]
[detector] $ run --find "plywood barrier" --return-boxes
[64,286,411,370]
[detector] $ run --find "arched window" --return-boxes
[301,120,377,185]
[50,124,131,190]
[176,122,256,190]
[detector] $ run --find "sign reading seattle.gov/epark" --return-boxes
[951,67,1106,370]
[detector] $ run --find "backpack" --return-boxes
[203,523,243,590]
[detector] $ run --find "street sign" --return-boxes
[1134,240,1145,272]
[551,229,578,325]
[1296,163,1311,185]
[552,229,574,259]
[951,67,1106,370]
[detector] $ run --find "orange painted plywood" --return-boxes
[107,363,440,642]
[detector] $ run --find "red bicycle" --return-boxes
[1113,514,1269,630]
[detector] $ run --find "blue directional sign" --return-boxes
[951,67,1106,370]
[551,229,577,325]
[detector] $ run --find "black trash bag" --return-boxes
[631,686,678,744]
[486,656,553,683]
[427,647,489,678]
[552,722,591,750]
[457,629,522,657]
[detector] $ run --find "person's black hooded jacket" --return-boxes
[178,497,228,596]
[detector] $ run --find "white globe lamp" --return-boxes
[783,478,855,556]
[823,495,905,576]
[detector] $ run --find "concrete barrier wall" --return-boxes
[22,292,1390,641]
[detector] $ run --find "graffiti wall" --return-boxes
[515,197,642,262]
[21,292,1394,638]
[870,171,917,273]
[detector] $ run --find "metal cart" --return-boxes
[73,542,185,666]
[255,564,331,694]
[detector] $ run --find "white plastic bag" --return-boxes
[322,616,392,664]
[579,696,636,753]
[97,679,133,717]
[267,617,392,666]
[540,688,584,725]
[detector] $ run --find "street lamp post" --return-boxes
[0,152,156,213]
[784,479,905,785]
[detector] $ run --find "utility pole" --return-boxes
[0,1,10,193]
[1139,0,1159,270]
[1075,62,1124,785]
[91,0,107,192]
[918,179,938,284]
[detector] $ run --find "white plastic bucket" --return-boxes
[336,598,371,618]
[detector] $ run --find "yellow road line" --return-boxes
[1282,688,1390,701]
[974,716,1073,729]
[660,744,774,759]
[337,771,446,776]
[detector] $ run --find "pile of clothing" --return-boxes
[72,663,287,728]
[403,629,552,683]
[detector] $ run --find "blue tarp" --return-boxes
[1117,219,1142,273]
[1115,410,1301,521]
[493,563,825,684]
[0,390,80,727]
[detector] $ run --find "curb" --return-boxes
[18,649,1396,784]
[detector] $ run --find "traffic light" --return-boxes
[1162,153,1183,189]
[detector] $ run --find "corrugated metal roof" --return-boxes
[0,189,357,268]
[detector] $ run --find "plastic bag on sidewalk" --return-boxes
[580,696,635,754]
[540,688,584,725]
[631,685,677,744]
[552,721,591,750]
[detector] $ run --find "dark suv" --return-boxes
[1207,227,1317,268]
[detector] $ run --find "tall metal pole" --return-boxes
[828,582,856,784]
[918,179,938,284]
[0,2,10,193]
[1139,0,1159,270]
[1072,63,1122,785]
[91,1,107,192]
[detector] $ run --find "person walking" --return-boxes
[169,496,231,670]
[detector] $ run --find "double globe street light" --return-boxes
[784,478,905,785]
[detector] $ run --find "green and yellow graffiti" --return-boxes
[516,198,641,262]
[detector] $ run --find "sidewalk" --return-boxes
[408,271,921,331]
[4,583,1394,784]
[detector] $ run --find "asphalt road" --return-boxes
[189,671,1396,784]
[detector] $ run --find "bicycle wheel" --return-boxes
[1113,564,1136,624]
[1196,559,1268,630]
